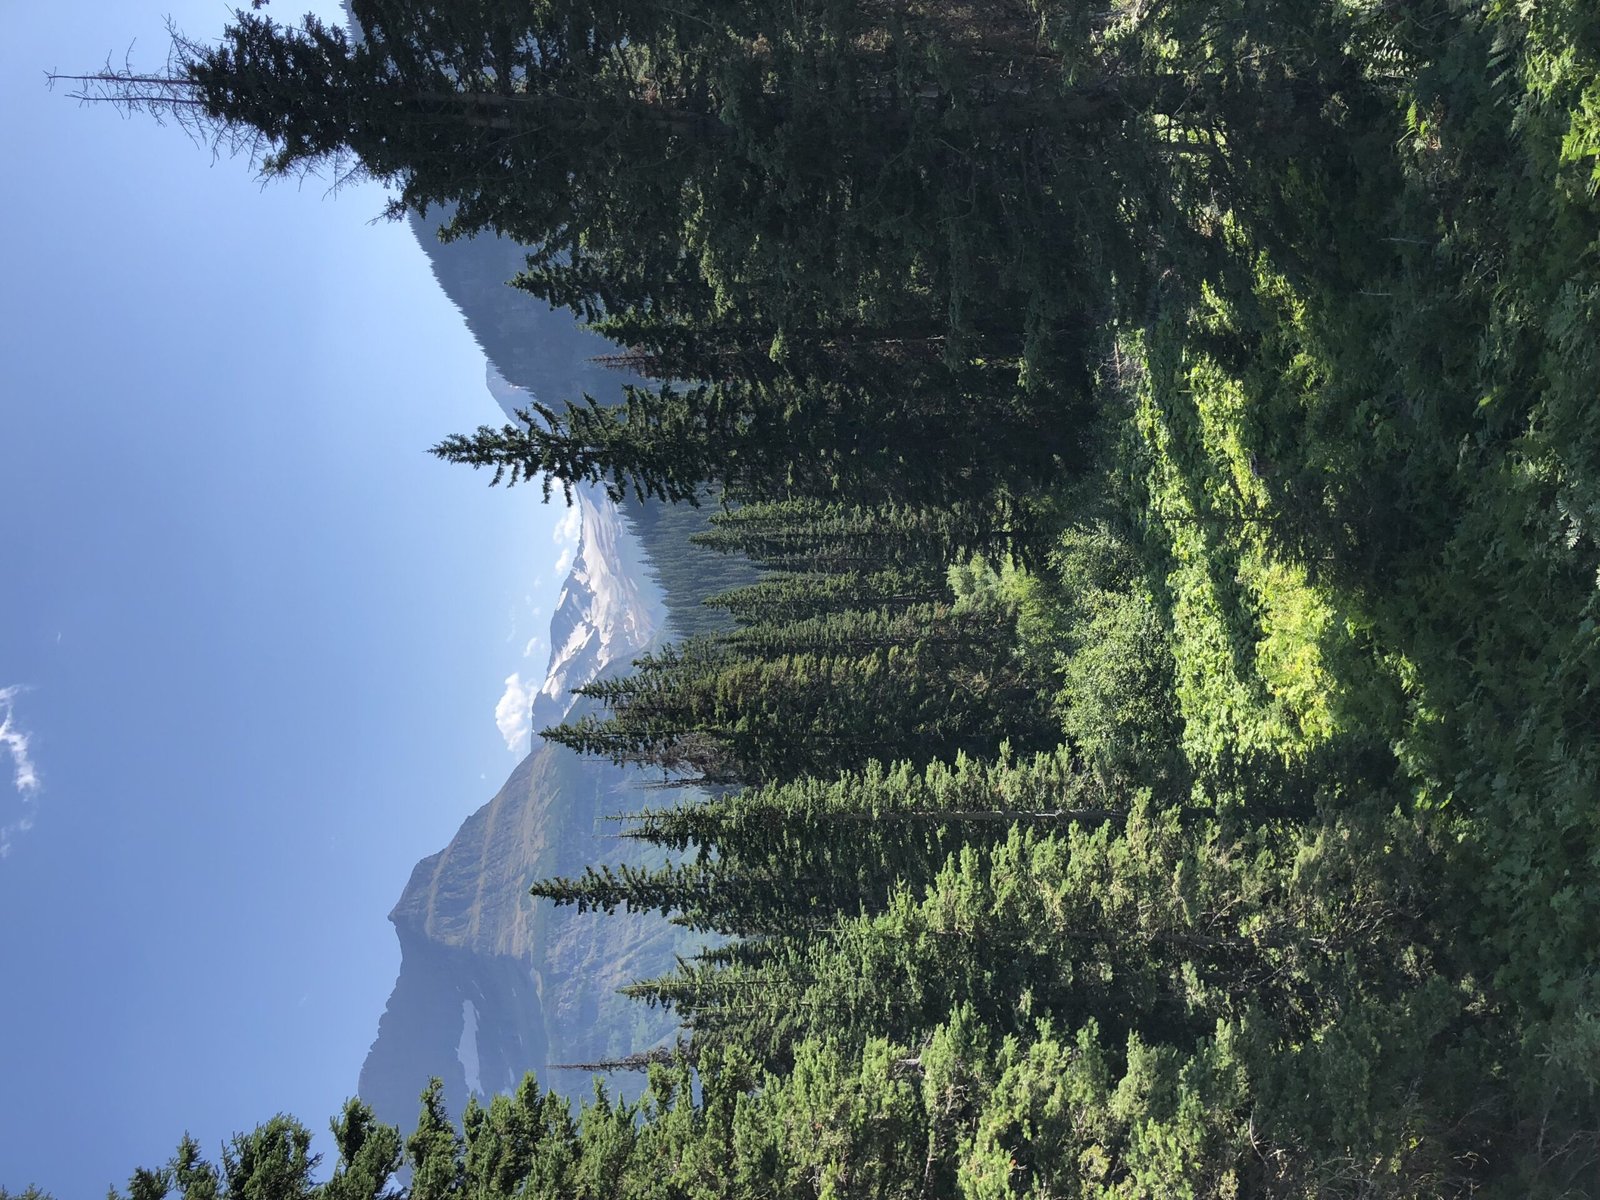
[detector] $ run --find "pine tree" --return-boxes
[549,639,1053,787]
[322,1102,402,1200]
[702,569,944,626]
[405,1082,460,1200]
[430,376,1079,519]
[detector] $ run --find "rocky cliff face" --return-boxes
[358,487,686,1133]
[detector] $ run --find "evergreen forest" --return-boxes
[42,0,1600,1194]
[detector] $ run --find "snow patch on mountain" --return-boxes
[457,999,482,1096]
[533,488,664,731]
[480,362,665,734]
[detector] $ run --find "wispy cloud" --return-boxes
[0,686,41,859]
[494,673,534,753]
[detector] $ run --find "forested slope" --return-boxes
[54,0,1600,1196]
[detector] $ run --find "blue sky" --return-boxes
[0,4,573,1193]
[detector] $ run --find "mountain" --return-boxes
[352,147,768,1124]
[356,201,767,1134]
[359,486,686,1132]
[329,0,747,1133]
[533,488,662,733]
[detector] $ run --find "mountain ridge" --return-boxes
[359,480,681,1132]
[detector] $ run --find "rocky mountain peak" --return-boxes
[535,489,664,731]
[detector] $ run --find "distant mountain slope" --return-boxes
[404,211,624,406]
[407,212,759,638]
[335,0,740,1127]
[359,487,685,1132]
[357,210,756,1132]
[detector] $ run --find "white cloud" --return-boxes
[552,509,579,576]
[494,673,535,753]
[522,636,543,659]
[552,502,582,547]
[0,686,41,860]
